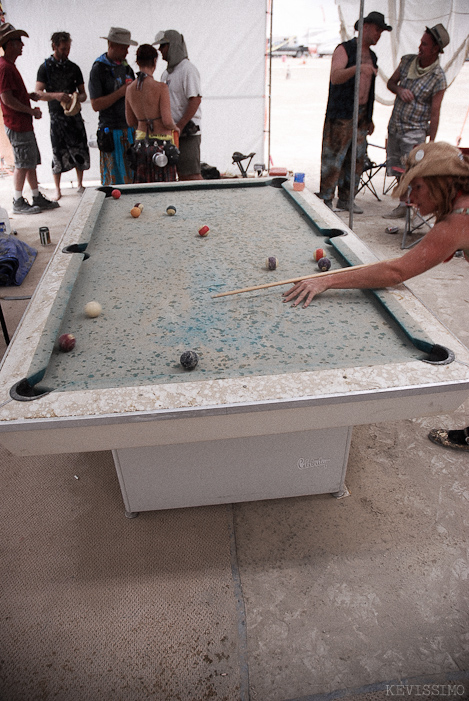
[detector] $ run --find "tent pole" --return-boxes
[349,0,365,230]
[267,0,273,169]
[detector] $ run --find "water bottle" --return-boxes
[0,206,11,235]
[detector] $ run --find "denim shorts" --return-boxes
[6,128,41,169]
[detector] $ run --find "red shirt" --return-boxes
[0,56,33,132]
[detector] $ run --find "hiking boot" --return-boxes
[382,204,406,219]
[336,199,363,214]
[32,192,60,210]
[12,197,41,215]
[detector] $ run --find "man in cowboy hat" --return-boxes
[384,24,450,219]
[0,23,59,214]
[35,31,90,200]
[317,11,392,214]
[89,27,137,186]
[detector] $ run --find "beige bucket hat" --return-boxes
[100,27,137,46]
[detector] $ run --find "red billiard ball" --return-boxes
[58,333,76,352]
[111,189,121,199]
[314,248,325,262]
[198,225,210,237]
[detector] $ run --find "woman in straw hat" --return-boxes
[283,141,469,451]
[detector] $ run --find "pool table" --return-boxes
[0,178,468,517]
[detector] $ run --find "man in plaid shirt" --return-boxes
[383,24,449,218]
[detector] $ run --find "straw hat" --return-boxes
[0,23,29,47]
[61,92,81,117]
[393,142,469,198]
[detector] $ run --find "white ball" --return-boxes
[85,301,102,318]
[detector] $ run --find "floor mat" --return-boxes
[0,446,243,700]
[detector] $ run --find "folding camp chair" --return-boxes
[383,165,404,196]
[357,142,387,201]
[400,186,434,249]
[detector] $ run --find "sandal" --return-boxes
[428,427,469,451]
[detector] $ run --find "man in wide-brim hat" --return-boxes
[0,23,60,213]
[316,11,392,214]
[384,23,450,219]
[89,27,138,186]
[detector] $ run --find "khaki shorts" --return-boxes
[177,134,201,176]
[6,128,41,169]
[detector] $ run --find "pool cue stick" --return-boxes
[212,260,392,299]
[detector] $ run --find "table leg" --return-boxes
[0,301,10,345]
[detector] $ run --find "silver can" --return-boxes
[39,226,51,245]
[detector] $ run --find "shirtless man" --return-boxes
[317,11,392,213]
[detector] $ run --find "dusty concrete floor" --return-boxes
[0,57,468,700]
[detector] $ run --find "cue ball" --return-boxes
[85,301,102,318]
[198,225,210,237]
[166,205,176,216]
[130,206,141,218]
[135,202,144,212]
[314,248,325,262]
[317,257,331,272]
[111,189,121,199]
[58,333,76,352]
[180,350,199,370]
[266,256,278,270]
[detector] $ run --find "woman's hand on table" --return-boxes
[283,277,329,308]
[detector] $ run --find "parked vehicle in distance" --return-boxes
[268,37,310,57]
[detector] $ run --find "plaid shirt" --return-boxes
[388,54,447,134]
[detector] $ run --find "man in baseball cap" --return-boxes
[89,27,138,185]
[384,24,450,219]
[0,24,60,213]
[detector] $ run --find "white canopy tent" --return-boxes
[2,0,268,183]
[1,1,468,185]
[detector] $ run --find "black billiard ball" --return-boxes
[180,350,199,370]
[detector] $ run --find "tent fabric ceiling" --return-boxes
[337,0,469,105]
[2,0,267,182]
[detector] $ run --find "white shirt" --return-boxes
[162,58,202,130]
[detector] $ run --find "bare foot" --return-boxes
[52,191,62,202]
